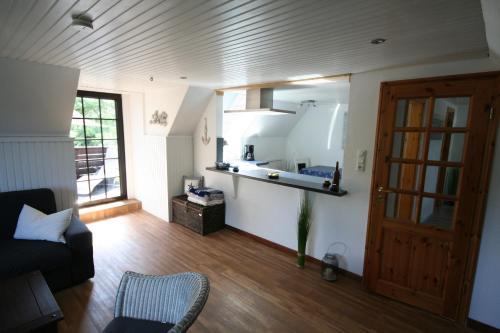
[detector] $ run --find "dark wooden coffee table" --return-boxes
[0,271,63,332]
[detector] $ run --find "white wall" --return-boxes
[194,57,500,327]
[0,57,79,136]
[0,58,79,209]
[0,137,77,210]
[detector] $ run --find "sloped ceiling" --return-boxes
[169,87,213,136]
[0,0,489,88]
[0,57,79,136]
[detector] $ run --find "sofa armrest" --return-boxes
[65,215,95,283]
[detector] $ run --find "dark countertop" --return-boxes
[206,167,347,197]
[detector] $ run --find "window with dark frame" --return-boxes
[70,91,127,206]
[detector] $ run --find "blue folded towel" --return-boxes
[188,186,224,199]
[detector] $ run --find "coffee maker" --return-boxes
[243,145,255,161]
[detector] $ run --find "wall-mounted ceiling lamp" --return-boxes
[71,14,93,31]
[370,38,387,45]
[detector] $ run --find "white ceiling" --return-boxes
[0,0,489,88]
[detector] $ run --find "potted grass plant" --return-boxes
[297,196,311,268]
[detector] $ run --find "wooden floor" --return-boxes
[55,210,476,333]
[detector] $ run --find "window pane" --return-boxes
[395,98,429,127]
[90,178,106,201]
[388,163,421,191]
[432,97,469,128]
[73,140,86,151]
[106,177,121,198]
[420,197,455,229]
[88,159,105,177]
[386,193,418,222]
[76,160,89,181]
[77,180,91,203]
[84,119,102,139]
[424,166,460,196]
[103,140,118,158]
[70,119,85,139]
[392,132,424,160]
[83,97,100,118]
[102,120,117,139]
[104,159,120,177]
[101,99,116,119]
[73,97,83,118]
[428,133,465,162]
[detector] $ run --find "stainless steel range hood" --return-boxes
[224,88,296,114]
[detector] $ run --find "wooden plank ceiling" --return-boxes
[0,0,488,87]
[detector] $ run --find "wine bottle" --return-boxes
[332,161,341,192]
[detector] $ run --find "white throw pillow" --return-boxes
[14,205,73,243]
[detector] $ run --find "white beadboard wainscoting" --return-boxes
[0,137,77,210]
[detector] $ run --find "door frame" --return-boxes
[363,71,500,324]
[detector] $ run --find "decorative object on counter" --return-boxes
[183,176,204,194]
[172,195,225,235]
[149,110,168,126]
[321,242,346,281]
[297,196,311,268]
[215,161,230,170]
[201,117,211,145]
[267,172,279,179]
[232,166,239,172]
[322,179,331,188]
[331,161,341,192]
[243,144,255,161]
[187,187,224,206]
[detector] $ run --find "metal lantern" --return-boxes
[321,253,339,281]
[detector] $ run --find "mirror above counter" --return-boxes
[220,79,350,190]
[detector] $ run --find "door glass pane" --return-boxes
[73,98,83,118]
[392,132,424,159]
[76,160,89,182]
[86,141,104,160]
[395,98,429,127]
[386,193,418,222]
[432,97,469,128]
[389,163,421,191]
[83,97,100,118]
[90,179,106,201]
[101,99,116,119]
[84,119,102,139]
[103,140,119,158]
[104,159,120,177]
[106,177,121,198]
[70,119,85,139]
[102,120,117,139]
[77,180,91,204]
[428,133,465,162]
[420,197,455,229]
[424,166,460,195]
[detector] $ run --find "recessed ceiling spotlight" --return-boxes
[149,76,154,82]
[71,14,93,31]
[371,38,387,45]
[180,76,188,80]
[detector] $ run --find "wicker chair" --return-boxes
[103,271,210,333]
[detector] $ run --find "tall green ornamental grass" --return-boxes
[297,197,311,268]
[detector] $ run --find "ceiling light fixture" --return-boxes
[180,76,187,80]
[371,38,387,45]
[71,14,93,31]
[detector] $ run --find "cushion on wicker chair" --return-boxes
[103,317,175,333]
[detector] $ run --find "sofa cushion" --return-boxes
[0,189,56,240]
[0,239,72,279]
[103,317,175,333]
[14,205,73,243]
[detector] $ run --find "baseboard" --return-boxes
[467,319,500,333]
[225,225,362,280]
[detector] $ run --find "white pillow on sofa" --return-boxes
[13,204,73,243]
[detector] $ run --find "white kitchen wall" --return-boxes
[194,57,500,327]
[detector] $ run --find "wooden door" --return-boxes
[364,74,499,321]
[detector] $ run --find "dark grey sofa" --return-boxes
[0,188,94,291]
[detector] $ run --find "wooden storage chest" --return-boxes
[171,195,225,235]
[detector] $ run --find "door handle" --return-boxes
[377,186,392,194]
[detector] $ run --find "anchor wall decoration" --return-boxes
[201,117,211,146]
